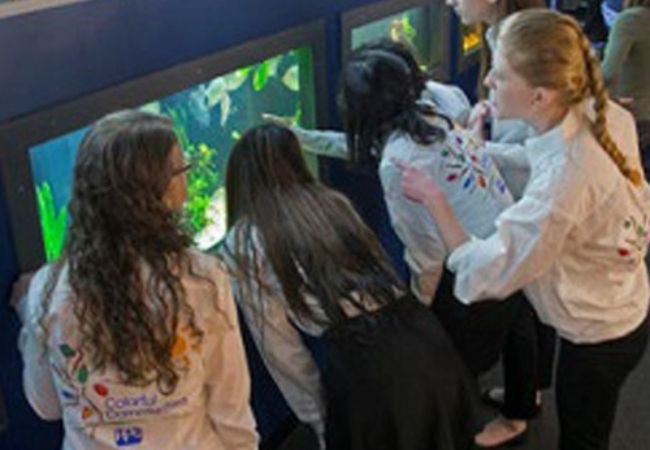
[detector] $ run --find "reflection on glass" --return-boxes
[29,47,317,260]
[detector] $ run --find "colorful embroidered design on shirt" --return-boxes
[618,214,650,263]
[442,132,507,195]
[55,328,200,429]
[54,342,107,431]
[171,326,202,371]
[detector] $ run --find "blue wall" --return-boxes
[0,0,475,448]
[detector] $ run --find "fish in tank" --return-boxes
[29,46,317,261]
[350,5,442,72]
[461,23,482,56]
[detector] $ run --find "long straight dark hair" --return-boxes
[338,40,450,171]
[224,124,403,326]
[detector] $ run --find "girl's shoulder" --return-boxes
[185,248,229,279]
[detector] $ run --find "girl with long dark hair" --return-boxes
[220,123,480,450]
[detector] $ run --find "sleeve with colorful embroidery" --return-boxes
[446,160,579,303]
[19,266,63,421]
[204,267,259,449]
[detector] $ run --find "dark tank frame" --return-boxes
[0,19,328,271]
[341,0,452,81]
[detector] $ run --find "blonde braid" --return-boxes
[577,27,643,186]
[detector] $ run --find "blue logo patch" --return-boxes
[114,427,143,447]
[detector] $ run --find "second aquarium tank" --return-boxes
[349,3,445,74]
[29,46,317,261]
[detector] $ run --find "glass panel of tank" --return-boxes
[350,5,444,73]
[29,46,317,261]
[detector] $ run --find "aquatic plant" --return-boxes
[36,181,67,261]
[165,105,221,238]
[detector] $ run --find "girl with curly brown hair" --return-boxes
[16,110,258,450]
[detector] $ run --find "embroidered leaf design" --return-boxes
[446,174,458,182]
[93,384,109,397]
[61,390,76,400]
[477,174,487,188]
[59,344,76,358]
[463,177,473,189]
[441,150,449,157]
[77,365,89,384]
[81,406,93,420]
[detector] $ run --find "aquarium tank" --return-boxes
[29,46,317,261]
[350,4,443,73]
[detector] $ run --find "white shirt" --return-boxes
[380,125,513,302]
[19,250,259,450]
[220,226,327,448]
[448,100,650,343]
[290,112,513,303]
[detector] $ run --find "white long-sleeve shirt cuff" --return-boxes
[445,237,479,305]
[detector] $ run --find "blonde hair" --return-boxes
[499,9,642,186]
[477,0,546,99]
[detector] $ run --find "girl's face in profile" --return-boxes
[483,47,536,121]
[163,144,190,212]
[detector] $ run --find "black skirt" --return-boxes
[432,268,524,376]
[324,296,481,450]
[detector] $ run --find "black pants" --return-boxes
[502,300,557,419]
[431,269,522,377]
[556,314,649,450]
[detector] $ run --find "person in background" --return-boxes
[14,110,258,450]
[400,10,649,450]
[220,123,481,450]
[601,0,650,178]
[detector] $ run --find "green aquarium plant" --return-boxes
[36,181,68,261]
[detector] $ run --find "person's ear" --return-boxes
[531,87,554,110]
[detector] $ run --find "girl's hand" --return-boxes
[467,100,491,142]
[393,159,444,205]
[10,272,34,312]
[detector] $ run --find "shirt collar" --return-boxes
[523,101,588,164]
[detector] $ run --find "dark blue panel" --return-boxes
[0,0,381,122]
[0,0,472,447]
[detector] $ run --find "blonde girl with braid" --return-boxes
[398,9,650,450]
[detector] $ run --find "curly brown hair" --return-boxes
[41,110,206,395]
